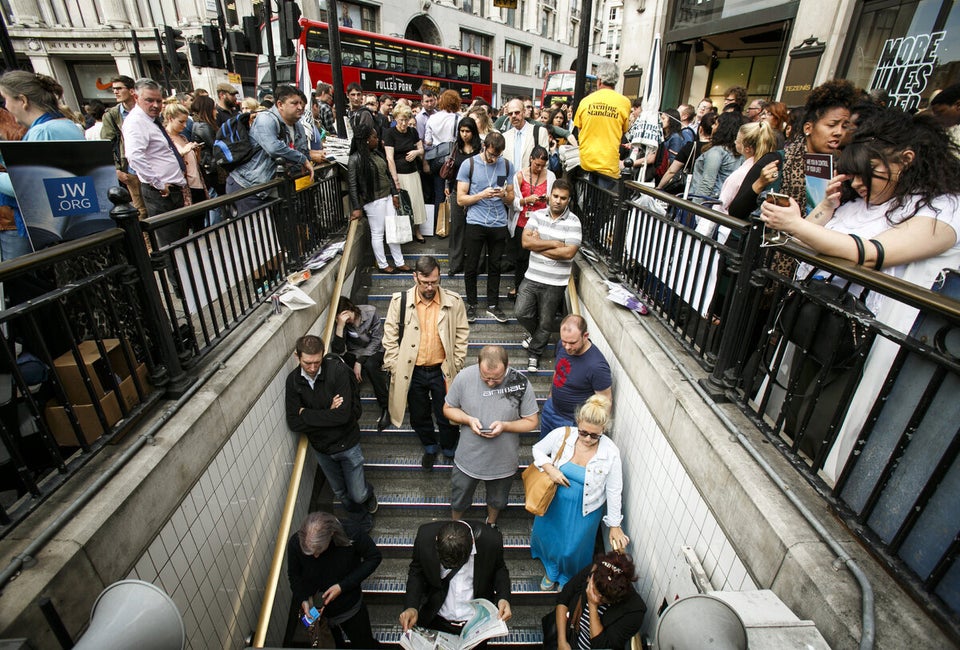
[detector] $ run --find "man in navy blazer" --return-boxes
[399,520,512,636]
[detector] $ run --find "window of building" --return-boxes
[540,8,555,39]
[670,0,790,31]
[841,0,960,111]
[504,41,530,75]
[539,51,560,77]
[461,30,492,57]
[609,6,619,21]
[317,1,377,32]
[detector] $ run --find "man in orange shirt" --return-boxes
[382,256,470,469]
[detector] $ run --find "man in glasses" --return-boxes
[382,255,470,470]
[501,98,549,194]
[539,314,612,438]
[457,131,515,324]
[400,520,511,639]
[443,345,538,527]
[100,75,147,220]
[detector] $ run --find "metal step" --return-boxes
[359,439,535,471]
[365,512,534,552]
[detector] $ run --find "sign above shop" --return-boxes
[869,31,946,111]
[494,0,518,8]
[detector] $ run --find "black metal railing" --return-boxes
[574,174,960,632]
[0,164,346,536]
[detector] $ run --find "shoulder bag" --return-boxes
[522,427,572,516]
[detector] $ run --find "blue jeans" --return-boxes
[539,399,575,440]
[314,443,372,512]
[0,229,32,261]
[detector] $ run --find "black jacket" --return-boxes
[285,356,360,454]
[404,520,511,627]
[555,565,646,649]
[347,148,398,211]
[286,530,382,617]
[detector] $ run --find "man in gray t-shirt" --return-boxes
[444,345,539,525]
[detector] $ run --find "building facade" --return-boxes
[616,0,959,110]
[3,0,612,110]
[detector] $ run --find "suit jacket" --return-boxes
[404,520,511,627]
[502,121,549,174]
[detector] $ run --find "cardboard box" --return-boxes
[44,391,122,447]
[117,363,150,411]
[51,339,136,405]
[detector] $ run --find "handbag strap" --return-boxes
[554,426,572,461]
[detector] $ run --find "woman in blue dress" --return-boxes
[530,395,629,590]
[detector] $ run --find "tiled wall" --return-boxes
[583,309,757,635]
[126,359,316,649]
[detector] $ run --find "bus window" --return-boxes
[545,72,571,92]
[469,61,481,84]
[343,35,373,68]
[431,53,445,78]
[305,28,330,63]
[455,56,470,82]
[374,41,404,72]
[406,47,431,76]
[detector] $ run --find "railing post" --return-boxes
[108,187,193,396]
[700,214,765,399]
[608,175,629,277]
[277,161,300,268]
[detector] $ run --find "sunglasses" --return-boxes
[578,429,601,440]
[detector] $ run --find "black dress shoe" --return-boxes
[377,408,389,431]
[421,451,436,471]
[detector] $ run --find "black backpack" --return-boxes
[214,111,284,171]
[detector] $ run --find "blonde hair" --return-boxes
[392,103,413,120]
[575,394,613,432]
[162,102,188,124]
[241,97,260,113]
[738,121,778,161]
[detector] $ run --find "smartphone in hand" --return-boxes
[765,192,790,207]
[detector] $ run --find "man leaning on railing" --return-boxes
[225,84,323,216]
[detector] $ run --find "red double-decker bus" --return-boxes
[297,19,493,103]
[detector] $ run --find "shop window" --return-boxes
[504,41,530,75]
[461,30,491,57]
[671,0,791,31]
[842,0,959,110]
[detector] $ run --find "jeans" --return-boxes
[0,229,32,262]
[205,186,224,227]
[364,195,405,269]
[509,226,530,290]
[539,399,575,440]
[447,194,466,273]
[225,174,269,218]
[314,443,373,512]
[463,223,508,306]
[408,365,459,456]
[515,279,566,357]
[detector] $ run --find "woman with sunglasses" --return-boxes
[760,108,960,478]
[545,551,645,650]
[529,394,628,591]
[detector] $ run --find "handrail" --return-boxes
[0,228,123,280]
[627,182,960,322]
[252,217,359,648]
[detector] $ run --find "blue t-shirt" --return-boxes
[456,155,513,227]
[548,344,612,418]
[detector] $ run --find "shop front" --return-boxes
[838,0,959,110]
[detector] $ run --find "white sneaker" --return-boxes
[527,356,539,372]
[520,336,532,349]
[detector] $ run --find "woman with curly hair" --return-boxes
[425,89,463,225]
[546,551,646,650]
[761,108,960,478]
[727,79,859,222]
[348,122,410,273]
[689,112,743,201]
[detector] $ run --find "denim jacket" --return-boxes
[229,106,309,189]
[532,426,624,527]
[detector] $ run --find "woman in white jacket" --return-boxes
[530,394,629,591]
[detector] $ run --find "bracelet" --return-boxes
[849,233,865,265]
[869,239,885,270]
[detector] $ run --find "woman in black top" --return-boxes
[287,512,382,648]
[383,103,427,243]
[444,116,481,276]
[191,95,224,225]
[547,551,646,650]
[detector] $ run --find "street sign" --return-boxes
[493,0,518,8]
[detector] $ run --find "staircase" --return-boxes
[343,244,557,647]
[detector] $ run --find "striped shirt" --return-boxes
[524,208,582,286]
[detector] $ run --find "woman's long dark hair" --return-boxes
[838,108,960,223]
[350,122,379,200]
[661,108,680,138]
[192,95,218,129]
[709,112,743,154]
[455,116,479,153]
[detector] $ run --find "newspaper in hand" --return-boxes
[399,599,509,650]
